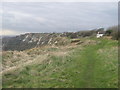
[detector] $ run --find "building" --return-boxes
[96,32,104,38]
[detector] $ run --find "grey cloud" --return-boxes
[2,2,118,34]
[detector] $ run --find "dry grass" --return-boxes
[2,39,98,74]
[2,43,77,74]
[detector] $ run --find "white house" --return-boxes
[96,32,104,38]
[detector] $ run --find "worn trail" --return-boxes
[79,40,106,88]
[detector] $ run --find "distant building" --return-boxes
[96,32,104,38]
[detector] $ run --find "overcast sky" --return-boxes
[0,2,118,35]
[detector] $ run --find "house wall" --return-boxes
[97,34,103,38]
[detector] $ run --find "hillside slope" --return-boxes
[2,38,118,88]
[2,33,70,51]
[2,30,98,51]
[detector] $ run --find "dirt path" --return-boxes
[80,39,106,88]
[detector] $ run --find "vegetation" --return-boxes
[2,37,118,88]
[105,26,119,40]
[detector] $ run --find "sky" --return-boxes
[0,1,118,35]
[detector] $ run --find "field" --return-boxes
[2,37,118,88]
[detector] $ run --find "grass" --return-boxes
[2,37,118,88]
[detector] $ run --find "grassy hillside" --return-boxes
[2,37,118,88]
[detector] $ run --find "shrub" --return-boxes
[105,26,119,40]
[105,30,113,36]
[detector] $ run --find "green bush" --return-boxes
[105,30,113,36]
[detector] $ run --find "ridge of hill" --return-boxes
[2,30,98,51]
